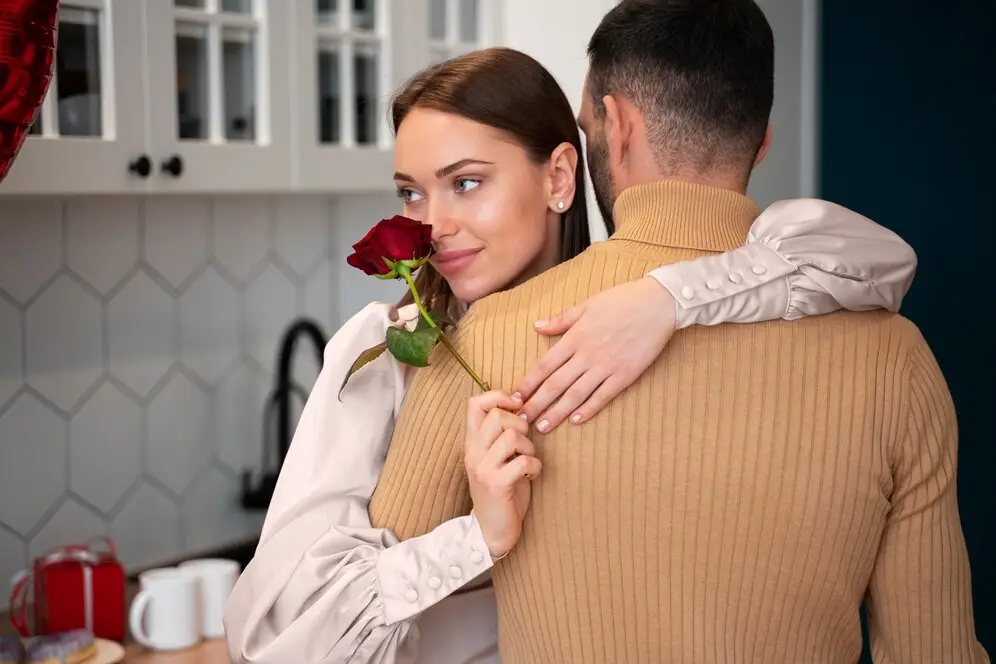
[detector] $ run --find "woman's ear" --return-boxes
[547,142,579,212]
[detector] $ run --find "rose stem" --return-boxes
[399,265,490,391]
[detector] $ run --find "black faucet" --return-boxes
[240,317,328,510]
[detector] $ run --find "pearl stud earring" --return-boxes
[556,199,565,210]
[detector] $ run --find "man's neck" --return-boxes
[625,168,750,196]
[610,180,760,252]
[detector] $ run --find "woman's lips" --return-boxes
[432,248,482,276]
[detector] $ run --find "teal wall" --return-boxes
[820,1,995,659]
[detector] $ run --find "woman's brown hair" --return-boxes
[392,47,598,315]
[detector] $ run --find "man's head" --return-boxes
[579,0,775,221]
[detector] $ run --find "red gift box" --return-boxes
[9,536,126,642]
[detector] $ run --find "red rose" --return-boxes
[346,215,433,277]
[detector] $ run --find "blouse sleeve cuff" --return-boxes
[377,514,493,625]
[646,242,796,329]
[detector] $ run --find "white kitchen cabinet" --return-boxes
[2,0,149,195]
[0,0,497,196]
[428,0,499,63]
[292,0,497,193]
[143,0,292,193]
[3,0,291,195]
[292,0,423,192]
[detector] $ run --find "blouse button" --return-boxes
[404,589,419,603]
[706,279,722,291]
[469,550,485,564]
[449,565,463,579]
[680,286,696,300]
[729,271,743,284]
[752,264,767,275]
[427,577,442,590]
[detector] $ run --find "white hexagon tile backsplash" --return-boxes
[0,298,20,407]
[0,394,68,535]
[0,192,403,609]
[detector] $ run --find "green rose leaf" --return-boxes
[338,341,388,400]
[386,325,441,367]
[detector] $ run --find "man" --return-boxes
[370,1,987,662]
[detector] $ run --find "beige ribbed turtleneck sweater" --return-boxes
[369,181,986,663]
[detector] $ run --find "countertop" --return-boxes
[0,626,231,663]
[1,584,232,663]
[0,631,229,663]
[1,540,258,662]
[122,638,228,663]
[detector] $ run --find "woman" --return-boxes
[225,49,916,664]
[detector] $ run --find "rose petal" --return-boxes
[346,252,377,276]
[351,225,381,251]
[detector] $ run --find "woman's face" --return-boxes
[393,108,572,304]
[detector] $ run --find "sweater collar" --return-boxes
[610,180,760,252]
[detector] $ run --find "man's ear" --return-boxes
[753,124,773,167]
[603,94,631,170]
[546,142,579,210]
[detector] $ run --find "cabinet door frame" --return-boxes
[292,0,430,193]
[143,0,292,193]
[1,0,149,195]
[428,0,499,62]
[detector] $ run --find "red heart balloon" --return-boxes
[0,0,59,183]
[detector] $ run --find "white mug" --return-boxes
[178,558,240,639]
[128,568,199,651]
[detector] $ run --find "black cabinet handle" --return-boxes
[128,155,151,178]
[160,154,184,178]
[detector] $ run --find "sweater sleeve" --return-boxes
[223,303,493,664]
[646,198,917,328]
[865,328,989,664]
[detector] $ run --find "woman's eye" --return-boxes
[455,177,481,194]
[397,188,424,204]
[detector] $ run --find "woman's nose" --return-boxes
[425,202,459,241]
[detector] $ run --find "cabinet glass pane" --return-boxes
[221,0,252,13]
[222,28,256,141]
[316,0,338,25]
[56,6,102,137]
[459,0,479,42]
[174,0,206,7]
[352,0,375,31]
[176,23,209,140]
[429,0,446,39]
[354,45,378,145]
[429,47,450,65]
[317,44,340,144]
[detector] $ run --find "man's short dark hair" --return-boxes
[587,0,775,174]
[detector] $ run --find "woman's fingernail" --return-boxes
[511,392,522,402]
[570,413,583,424]
[534,320,547,329]
[519,413,529,421]
[536,420,549,432]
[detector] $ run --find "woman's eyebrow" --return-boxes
[435,158,493,178]
[394,158,494,183]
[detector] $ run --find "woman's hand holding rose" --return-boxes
[464,391,541,559]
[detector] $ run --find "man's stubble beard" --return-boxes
[585,137,616,233]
